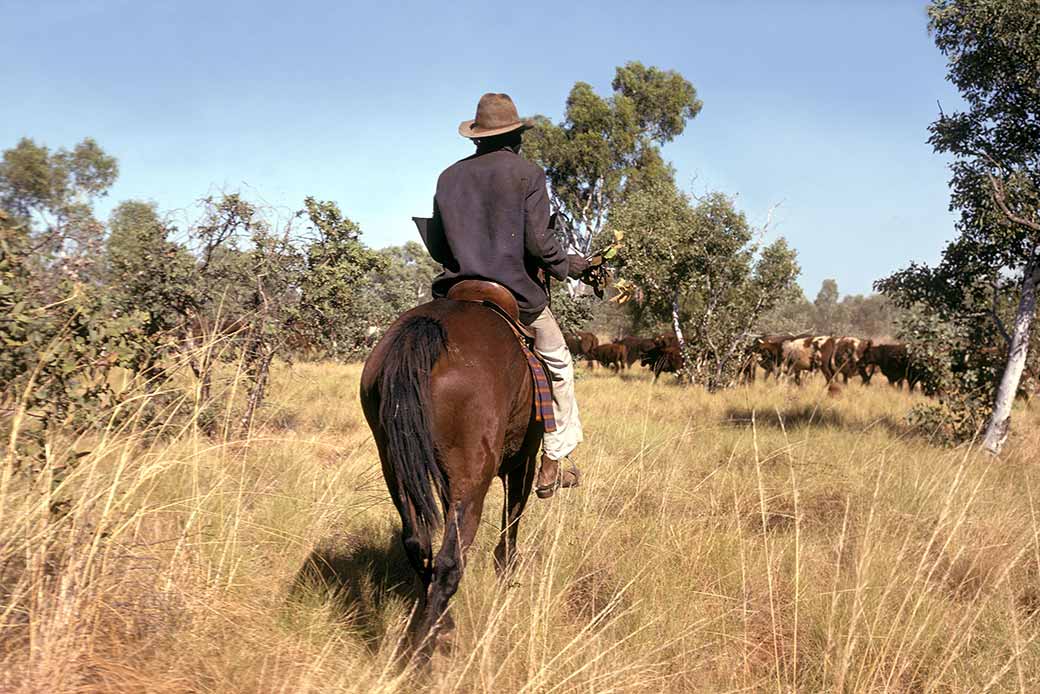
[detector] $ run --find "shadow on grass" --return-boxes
[291,527,416,650]
[724,403,916,439]
[725,404,846,429]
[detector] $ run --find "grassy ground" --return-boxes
[2,361,1040,693]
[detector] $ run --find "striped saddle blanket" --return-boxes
[520,342,557,433]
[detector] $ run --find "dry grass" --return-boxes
[2,361,1040,693]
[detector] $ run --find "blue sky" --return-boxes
[2,0,961,297]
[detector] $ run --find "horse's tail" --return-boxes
[378,315,449,537]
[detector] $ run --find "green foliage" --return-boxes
[296,196,387,358]
[1,138,152,486]
[896,307,999,444]
[0,137,117,267]
[143,193,391,432]
[523,62,701,254]
[0,133,407,452]
[875,1,1040,445]
[361,240,440,326]
[1,208,152,483]
[878,269,1035,444]
[1,132,439,462]
[814,279,839,327]
[106,201,197,347]
[548,284,595,335]
[611,179,800,388]
[609,179,699,316]
[929,0,1040,224]
[0,137,117,219]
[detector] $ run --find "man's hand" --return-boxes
[566,254,590,279]
[579,254,610,298]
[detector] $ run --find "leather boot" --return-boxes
[535,453,581,499]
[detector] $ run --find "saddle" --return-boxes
[446,280,534,340]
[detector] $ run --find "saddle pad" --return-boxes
[520,342,557,433]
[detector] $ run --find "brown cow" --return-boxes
[564,330,599,368]
[754,332,812,380]
[617,335,657,368]
[640,334,682,380]
[812,336,836,381]
[839,337,872,384]
[754,338,785,380]
[641,343,682,381]
[564,332,583,357]
[656,334,680,353]
[578,331,599,356]
[590,343,628,372]
[860,342,925,391]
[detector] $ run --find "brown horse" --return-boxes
[359,293,543,659]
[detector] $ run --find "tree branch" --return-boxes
[761,200,784,235]
[982,153,1040,233]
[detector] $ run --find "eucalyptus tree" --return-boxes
[0,137,117,280]
[879,0,1040,453]
[522,62,702,257]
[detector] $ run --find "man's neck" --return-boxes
[476,142,521,155]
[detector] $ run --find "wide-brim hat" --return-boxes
[458,92,534,139]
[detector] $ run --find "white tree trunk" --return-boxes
[982,257,1039,454]
[671,289,686,353]
[671,289,690,384]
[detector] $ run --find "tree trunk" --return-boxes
[198,356,212,405]
[671,290,686,351]
[711,339,743,392]
[982,257,1039,454]
[187,336,213,407]
[671,289,690,383]
[240,349,272,437]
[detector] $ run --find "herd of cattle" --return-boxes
[564,330,925,389]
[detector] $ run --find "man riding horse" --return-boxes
[421,92,590,498]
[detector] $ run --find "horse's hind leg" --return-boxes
[414,490,488,659]
[399,501,433,642]
[495,453,536,576]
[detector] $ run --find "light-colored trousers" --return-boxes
[529,308,583,460]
